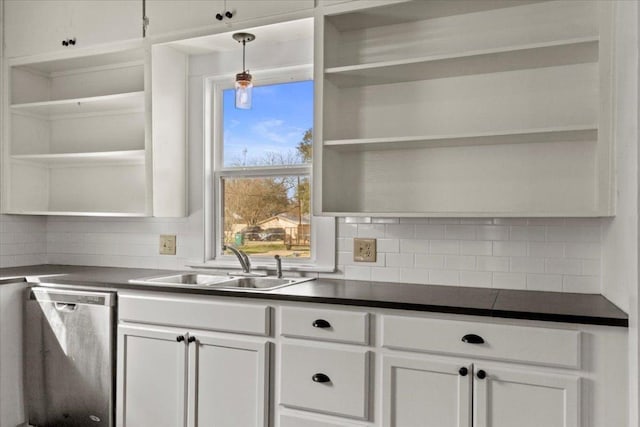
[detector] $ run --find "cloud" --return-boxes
[251,119,305,145]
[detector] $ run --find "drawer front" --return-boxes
[382,315,580,369]
[280,414,362,427]
[280,306,369,345]
[118,293,270,336]
[280,344,370,420]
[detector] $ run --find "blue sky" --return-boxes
[223,80,313,167]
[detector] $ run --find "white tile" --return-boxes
[399,218,429,224]
[492,218,527,226]
[414,224,444,239]
[459,271,492,287]
[546,258,582,275]
[400,268,429,284]
[372,217,399,224]
[344,217,371,224]
[386,224,416,239]
[337,223,358,238]
[492,272,526,290]
[429,240,459,255]
[371,267,400,282]
[546,225,601,243]
[344,265,371,281]
[377,238,400,253]
[445,255,475,270]
[528,242,564,258]
[509,226,545,241]
[429,218,460,225]
[337,237,351,252]
[429,270,460,285]
[582,259,601,276]
[414,254,445,269]
[526,274,563,292]
[386,253,415,268]
[444,225,476,240]
[459,240,492,256]
[565,243,600,260]
[399,239,429,253]
[476,225,509,241]
[460,219,493,225]
[563,276,600,293]
[476,256,510,272]
[493,241,526,257]
[357,224,386,238]
[510,257,545,273]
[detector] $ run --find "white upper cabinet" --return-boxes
[314,0,616,217]
[145,0,313,38]
[4,0,141,58]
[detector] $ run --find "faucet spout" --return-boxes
[223,245,251,273]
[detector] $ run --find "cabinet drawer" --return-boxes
[280,344,370,420]
[280,306,369,345]
[119,293,270,336]
[382,315,580,369]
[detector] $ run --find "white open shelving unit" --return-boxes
[3,46,150,216]
[314,0,615,217]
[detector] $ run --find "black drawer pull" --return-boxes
[312,319,331,328]
[458,367,468,376]
[188,336,196,343]
[312,373,331,383]
[477,370,487,380]
[176,335,185,342]
[461,334,485,344]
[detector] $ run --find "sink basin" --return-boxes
[129,273,314,291]
[130,273,233,286]
[210,276,314,290]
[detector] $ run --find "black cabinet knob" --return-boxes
[312,319,331,328]
[312,373,331,383]
[188,336,196,343]
[176,335,185,342]
[225,11,233,19]
[461,334,485,344]
[459,367,468,376]
[68,38,76,45]
[477,370,487,380]
[62,40,68,46]
[215,12,223,20]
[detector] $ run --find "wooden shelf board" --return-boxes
[10,91,144,117]
[325,38,598,87]
[6,211,148,217]
[324,126,598,151]
[11,149,146,165]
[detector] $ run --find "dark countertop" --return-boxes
[0,264,628,327]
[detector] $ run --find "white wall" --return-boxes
[0,215,46,268]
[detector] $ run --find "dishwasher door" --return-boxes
[25,287,116,427]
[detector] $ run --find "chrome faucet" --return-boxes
[274,255,283,279]
[223,245,251,274]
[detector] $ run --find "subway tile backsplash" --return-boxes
[0,214,602,294]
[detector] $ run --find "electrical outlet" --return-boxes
[354,238,376,262]
[159,234,176,255]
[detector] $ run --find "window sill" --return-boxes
[187,261,335,274]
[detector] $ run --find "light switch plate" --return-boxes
[354,238,376,262]
[159,234,176,255]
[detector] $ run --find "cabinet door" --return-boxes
[382,356,472,427]
[145,0,312,38]
[4,0,140,58]
[116,325,188,427]
[473,365,580,427]
[188,333,269,427]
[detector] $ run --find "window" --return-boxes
[204,67,335,271]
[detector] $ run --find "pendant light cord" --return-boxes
[242,39,246,72]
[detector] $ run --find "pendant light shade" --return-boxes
[233,32,255,110]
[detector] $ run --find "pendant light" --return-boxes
[233,32,256,110]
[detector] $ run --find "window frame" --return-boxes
[200,65,335,272]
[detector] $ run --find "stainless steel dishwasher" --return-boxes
[25,286,116,427]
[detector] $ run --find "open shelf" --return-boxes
[325,37,598,87]
[324,126,598,151]
[10,91,145,117]
[11,149,145,165]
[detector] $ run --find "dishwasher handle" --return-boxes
[29,287,116,307]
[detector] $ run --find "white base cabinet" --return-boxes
[116,293,270,427]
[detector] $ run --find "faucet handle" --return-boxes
[274,255,283,279]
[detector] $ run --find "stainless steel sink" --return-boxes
[129,273,314,291]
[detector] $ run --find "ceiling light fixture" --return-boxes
[233,32,255,110]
